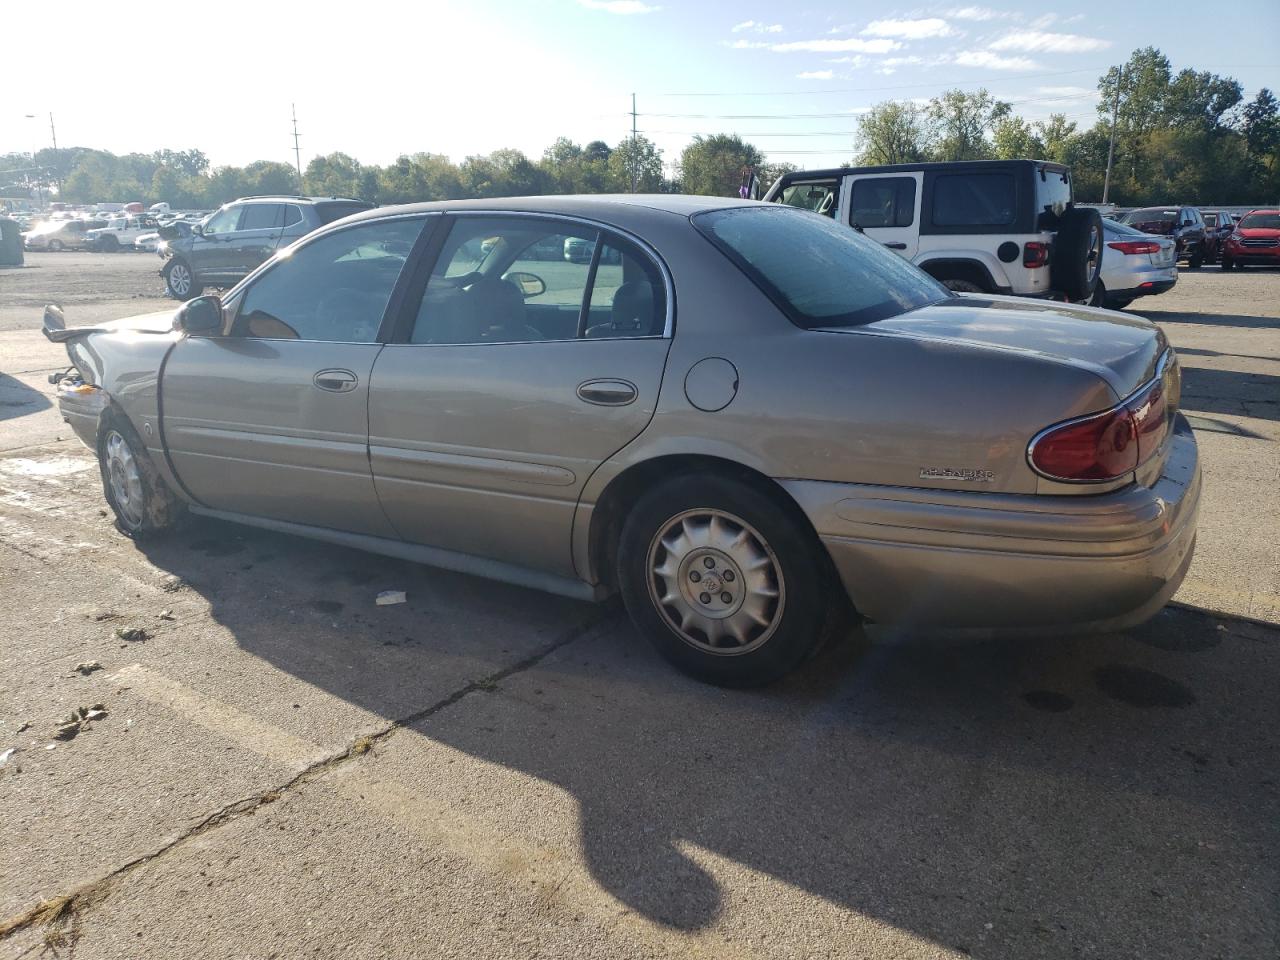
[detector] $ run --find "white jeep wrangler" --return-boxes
[762,159,1103,302]
[84,215,161,253]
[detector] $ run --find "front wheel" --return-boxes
[163,260,202,300]
[617,473,839,687]
[101,235,119,252]
[1220,257,1235,271]
[48,239,64,252]
[97,415,184,539]
[1189,248,1204,269]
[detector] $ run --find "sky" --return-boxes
[3,0,1277,175]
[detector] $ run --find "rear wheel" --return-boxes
[164,260,202,300]
[617,473,838,687]
[48,239,64,252]
[1088,281,1107,307]
[1189,246,1204,269]
[101,235,119,252]
[97,414,184,539]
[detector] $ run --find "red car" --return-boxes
[1221,210,1280,270]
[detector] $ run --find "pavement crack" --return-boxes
[0,602,620,945]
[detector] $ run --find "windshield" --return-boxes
[693,205,949,329]
[1239,212,1280,229]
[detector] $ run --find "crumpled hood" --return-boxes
[822,294,1167,399]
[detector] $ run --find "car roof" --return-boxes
[231,195,370,205]
[344,194,759,224]
[773,158,1070,180]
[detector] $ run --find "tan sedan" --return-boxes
[45,196,1200,685]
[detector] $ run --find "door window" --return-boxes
[408,217,664,344]
[849,177,916,228]
[202,206,241,236]
[234,218,425,342]
[240,203,284,231]
[932,173,1016,227]
[775,181,839,218]
[282,204,304,227]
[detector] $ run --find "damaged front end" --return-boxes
[44,305,110,449]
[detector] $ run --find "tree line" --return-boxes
[856,48,1278,205]
[3,48,1275,211]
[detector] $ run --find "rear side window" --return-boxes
[315,201,375,224]
[932,173,1016,227]
[775,181,839,218]
[282,204,304,227]
[694,206,948,329]
[849,177,916,228]
[240,203,284,231]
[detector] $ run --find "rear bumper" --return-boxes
[781,415,1201,633]
[1109,276,1177,300]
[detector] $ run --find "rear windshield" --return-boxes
[693,206,949,329]
[1120,209,1177,224]
[1104,219,1159,238]
[1239,212,1280,229]
[314,201,375,225]
[775,180,839,217]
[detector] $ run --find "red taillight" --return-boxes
[1023,241,1049,268]
[1030,408,1137,482]
[1107,240,1161,255]
[1029,374,1172,483]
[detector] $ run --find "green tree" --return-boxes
[1033,114,1079,165]
[303,153,364,197]
[991,116,1045,160]
[927,89,1011,161]
[678,134,763,196]
[609,136,665,192]
[855,101,929,165]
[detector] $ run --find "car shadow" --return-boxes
[1178,365,1280,421]
[1142,309,1280,331]
[133,516,1280,957]
[0,372,52,421]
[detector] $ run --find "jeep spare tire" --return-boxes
[1052,206,1103,301]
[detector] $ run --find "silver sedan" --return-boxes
[1094,218,1178,309]
[45,195,1200,686]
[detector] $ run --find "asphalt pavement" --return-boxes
[1,253,1277,959]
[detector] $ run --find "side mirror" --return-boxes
[192,223,205,236]
[505,271,546,298]
[174,295,223,336]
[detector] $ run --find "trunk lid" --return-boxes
[822,294,1168,400]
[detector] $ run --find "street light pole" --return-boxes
[48,112,61,194]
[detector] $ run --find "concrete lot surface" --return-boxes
[1,253,1277,958]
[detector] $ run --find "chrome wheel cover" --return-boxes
[646,508,785,656]
[104,430,145,529]
[168,263,191,295]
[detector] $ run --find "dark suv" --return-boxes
[1117,206,1209,267]
[160,195,374,299]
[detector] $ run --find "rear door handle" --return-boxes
[577,379,637,406]
[882,241,908,250]
[314,369,358,393]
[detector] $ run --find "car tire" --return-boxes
[102,235,119,252]
[1106,297,1134,310]
[1088,280,1107,307]
[1051,206,1104,301]
[164,260,202,300]
[941,278,985,294]
[616,472,839,687]
[48,239,64,252]
[97,413,185,540]
[1220,257,1234,271]
[1189,246,1204,269]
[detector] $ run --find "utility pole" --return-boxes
[630,93,638,193]
[1102,66,1123,205]
[48,113,61,194]
[291,104,303,190]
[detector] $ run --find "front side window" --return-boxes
[234,218,424,342]
[850,177,916,228]
[240,203,284,231]
[409,217,664,344]
[203,206,241,236]
[694,206,949,329]
[776,181,839,218]
[932,173,1016,227]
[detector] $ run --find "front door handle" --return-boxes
[314,369,358,393]
[577,379,637,406]
[882,241,908,250]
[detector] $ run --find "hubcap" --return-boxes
[104,431,144,528]
[647,509,784,656]
[169,264,191,295]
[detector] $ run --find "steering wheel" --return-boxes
[315,287,380,342]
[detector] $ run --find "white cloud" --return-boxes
[825,55,868,68]
[770,37,901,53]
[726,38,770,48]
[954,50,1038,70]
[797,70,835,80]
[732,20,782,33]
[989,29,1111,53]
[577,0,660,14]
[862,17,954,39]
[949,6,999,20]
